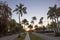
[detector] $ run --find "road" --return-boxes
[24,32,30,40]
[0,34,18,40]
[32,32,60,40]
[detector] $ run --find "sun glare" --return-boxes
[25,28,30,31]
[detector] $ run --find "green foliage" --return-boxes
[13,3,27,24]
[0,1,12,35]
[13,3,27,15]
[34,25,38,29]
[39,17,43,24]
[31,16,37,24]
[47,4,60,21]
[22,19,28,25]
[31,20,34,24]
[10,19,17,29]
[47,22,57,29]
[28,24,33,30]
[32,16,37,20]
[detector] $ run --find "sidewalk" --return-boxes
[0,34,18,40]
[24,32,30,40]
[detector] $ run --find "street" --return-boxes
[33,32,60,40]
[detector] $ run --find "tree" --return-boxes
[32,16,37,20]
[31,16,37,24]
[31,16,37,29]
[31,20,34,24]
[28,24,33,30]
[0,1,12,35]
[16,23,23,32]
[42,26,46,32]
[34,25,38,29]
[10,19,17,32]
[50,22,57,28]
[39,17,43,25]
[47,4,60,32]
[22,19,28,29]
[34,25,38,31]
[13,3,27,24]
[50,22,56,32]
[13,3,27,37]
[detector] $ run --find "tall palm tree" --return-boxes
[13,3,27,24]
[13,3,27,37]
[47,4,60,32]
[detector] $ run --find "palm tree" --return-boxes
[47,4,60,32]
[32,16,37,20]
[13,3,27,24]
[31,16,37,30]
[32,16,37,24]
[31,16,37,24]
[22,19,28,29]
[39,17,43,25]
[13,3,27,37]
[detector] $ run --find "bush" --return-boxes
[55,32,60,37]
[36,31,54,33]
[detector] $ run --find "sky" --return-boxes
[1,0,60,26]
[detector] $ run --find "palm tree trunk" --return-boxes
[57,17,59,32]
[54,18,57,33]
[18,13,21,37]
[19,13,20,24]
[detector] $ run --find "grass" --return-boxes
[14,33,26,40]
[29,33,44,40]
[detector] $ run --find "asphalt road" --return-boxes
[32,32,60,40]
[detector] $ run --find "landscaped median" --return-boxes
[29,33,44,40]
[14,33,26,40]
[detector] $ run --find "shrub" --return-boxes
[55,32,60,37]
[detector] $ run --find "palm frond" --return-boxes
[22,7,27,14]
[13,8,18,12]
